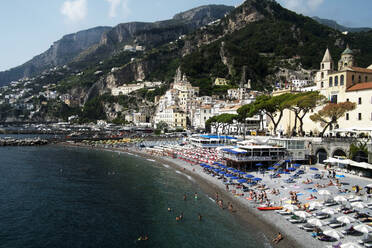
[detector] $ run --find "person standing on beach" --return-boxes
[183,193,187,201]
[198,213,202,221]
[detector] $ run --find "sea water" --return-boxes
[0,145,266,248]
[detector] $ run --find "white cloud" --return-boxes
[280,0,324,14]
[61,0,87,22]
[105,0,130,18]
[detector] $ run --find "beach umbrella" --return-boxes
[294,211,311,218]
[293,164,301,167]
[337,216,356,224]
[232,169,240,173]
[256,163,263,166]
[283,204,299,212]
[281,171,290,174]
[308,218,326,227]
[334,195,348,202]
[219,171,227,175]
[310,167,319,171]
[231,176,239,180]
[237,179,247,183]
[238,171,247,175]
[268,167,276,170]
[318,190,331,196]
[252,178,262,181]
[355,224,372,234]
[245,174,254,178]
[213,168,221,172]
[336,175,345,178]
[323,229,344,240]
[226,174,234,177]
[340,243,363,248]
[227,167,235,171]
[285,160,291,163]
[274,163,281,166]
[366,184,372,188]
[321,207,337,215]
[309,201,323,209]
[288,167,296,171]
[351,202,368,209]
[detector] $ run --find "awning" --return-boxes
[349,161,372,170]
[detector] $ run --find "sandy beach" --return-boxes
[61,142,372,248]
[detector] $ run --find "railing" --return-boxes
[223,155,284,162]
[321,137,358,143]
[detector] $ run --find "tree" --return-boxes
[287,91,326,136]
[157,121,169,133]
[310,101,356,137]
[255,93,292,135]
[237,103,256,138]
[217,113,237,134]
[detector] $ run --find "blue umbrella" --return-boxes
[252,178,262,181]
[237,179,247,183]
[268,167,276,170]
[310,167,319,171]
[238,171,247,175]
[293,164,301,167]
[256,163,263,166]
[220,165,227,169]
[282,171,290,174]
[274,163,281,166]
[231,176,239,180]
[227,168,235,171]
[232,169,240,173]
[245,174,254,178]
[219,171,227,175]
[226,174,234,177]
[336,175,345,178]
[288,167,296,171]
[205,165,211,169]
[213,168,221,172]
[285,160,291,163]
[200,163,207,167]
[213,162,219,165]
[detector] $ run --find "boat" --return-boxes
[257,206,283,211]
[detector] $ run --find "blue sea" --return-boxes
[0,145,267,248]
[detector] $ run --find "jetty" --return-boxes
[0,138,49,146]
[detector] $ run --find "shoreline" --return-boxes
[59,142,308,248]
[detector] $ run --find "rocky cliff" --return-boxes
[0,26,111,86]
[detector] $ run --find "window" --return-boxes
[346,98,349,102]
[358,113,362,120]
[359,97,362,105]
[366,76,368,82]
[340,75,344,85]
[329,77,333,87]
[322,63,324,69]
[321,82,324,88]
[359,76,362,83]
[346,113,349,120]
[352,75,355,83]
[335,76,338,86]
[321,72,324,78]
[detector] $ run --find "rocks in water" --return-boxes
[0,138,48,146]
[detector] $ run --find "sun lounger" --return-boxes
[365,242,372,248]
[328,220,345,228]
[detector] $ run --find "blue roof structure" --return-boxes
[200,135,237,140]
[221,148,247,154]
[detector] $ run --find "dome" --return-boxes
[342,46,353,55]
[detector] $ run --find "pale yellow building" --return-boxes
[270,46,372,136]
[214,78,229,86]
[154,106,187,129]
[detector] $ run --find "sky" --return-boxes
[0,0,372,71]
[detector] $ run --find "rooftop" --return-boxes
[346,82,372,92]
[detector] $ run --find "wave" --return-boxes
[147,159,156,162]
[162,164,170,168]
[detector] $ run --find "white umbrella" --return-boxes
[337,215,356,224]
[340,242,363,248]
[308,218,326,227]
[351,202,368,209]
[283,204,298,212]
[323,229,344,240]
[366,184,372,188]
[294,211,311,218]
[354,224,372,234]
[321,207,337,215]
[318,190,331,195]
[309,201,323,209]
[334,195,348,202]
